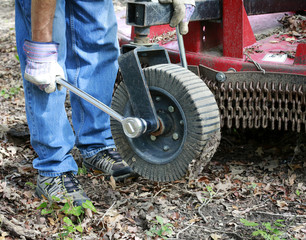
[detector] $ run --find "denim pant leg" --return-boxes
[65,0,120,158]
[15,0,78,177]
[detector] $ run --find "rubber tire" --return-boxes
[111,64,220,182]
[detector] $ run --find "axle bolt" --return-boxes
[163,145,170,151]
[172,133,179,140]
[180,120,184,125]
[150,135,157,141]
[168,106,174,113]
[155,96,161,102]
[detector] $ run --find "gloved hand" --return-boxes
[159,0,195,35]
[23,40,65,93]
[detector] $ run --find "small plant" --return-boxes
[25,181,36,190]
[14,46,20,62]
[201,184,217,204]
[248,182,258,194]
[0,86,21,99]
[240,218,289,240]
[37,196,96,240]
[146,216,174,239]
[78,164,87,176]
[205,185,216,197]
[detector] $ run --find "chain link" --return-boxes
[205,79,306,132]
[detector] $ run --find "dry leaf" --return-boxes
[285,37,295,42]
[277,200,288,209]
[291,224,306,232]
[255,147,264,157]
[85,208,93,218]
[288,174,296,186]
[211,233,222,240]
[109,176,116,190]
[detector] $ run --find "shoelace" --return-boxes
[106,148,122,163]
[60,172,81,193]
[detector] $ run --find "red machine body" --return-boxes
[116,0,305,133]
[117,0,305,75]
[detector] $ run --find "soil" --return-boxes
[0,1,305,239]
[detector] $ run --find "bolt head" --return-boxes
[172,133,179,140]
[168,106,175,113]
[150,135,157,141]
[163,145,170,151]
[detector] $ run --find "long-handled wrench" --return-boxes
[176,27,188,69]
[56,77,147,138]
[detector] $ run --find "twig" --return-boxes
[176,222,195,239]
[197,198,212,223]
[96,201,116,227]
[244,53,265,74]
[152,187,167,199]
[180,224,244,240]
[0,214,40,239]
[253,211,306,218]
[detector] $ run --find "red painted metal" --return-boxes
[116,6,306,76]
[223,0,256,58]
[183,21,205,53]
[294,43,306,65]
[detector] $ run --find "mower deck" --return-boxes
[117,11,305,74]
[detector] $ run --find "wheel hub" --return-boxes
[124,87,187,165]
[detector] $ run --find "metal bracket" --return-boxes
[126,0,305,27]
[118,44,171,133]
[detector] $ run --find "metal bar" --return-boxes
[56,78,148,138]
[118,45,170,132]
[176,27,187,68]
[126,0,220,27]
[126,0,306,27]
[244,0,306,15]
[56,78,124,123]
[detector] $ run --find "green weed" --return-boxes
[146,215,174,239]
[0,86,21,99]
[240,218,296,240]
[37,197,96,240]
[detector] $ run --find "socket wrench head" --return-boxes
[121,117,147,138]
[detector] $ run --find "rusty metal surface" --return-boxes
[199,65,306,132]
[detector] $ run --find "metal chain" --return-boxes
[205,79,305,133]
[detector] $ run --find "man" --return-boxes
[15,0,194,206]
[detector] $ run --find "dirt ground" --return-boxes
[0,1,305,239]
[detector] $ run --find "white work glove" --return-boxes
[159,0,195,35]
[23,40,65,93]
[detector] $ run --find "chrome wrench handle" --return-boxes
[176,27,188,69]
[56,77,147,138]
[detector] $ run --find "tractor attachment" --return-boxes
[57,42,220,182]
[117,0,306,133]
[111,44,220,182]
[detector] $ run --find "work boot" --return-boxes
[35,172,90,206]
[83,148,135,181]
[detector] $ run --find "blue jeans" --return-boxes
[15,0,120,177]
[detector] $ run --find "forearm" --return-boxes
[31,0,56,42]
